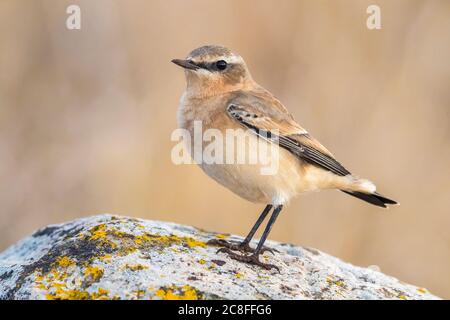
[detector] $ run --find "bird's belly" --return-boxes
[198,138,305,205]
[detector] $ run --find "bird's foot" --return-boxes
[207,239,252,253]
[207,238,277,255]
[216,247,280,272]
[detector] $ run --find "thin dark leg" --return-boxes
[218,205,284,271]
[253,205,282,255]
[242,204,273,245]
[207,205,275,254]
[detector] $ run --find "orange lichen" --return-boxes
[417,288,427,294]
[91,288,110,300]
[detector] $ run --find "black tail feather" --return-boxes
[341,190,398,208]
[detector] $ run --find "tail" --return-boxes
[341,190,398,208]
[340,176,398,208]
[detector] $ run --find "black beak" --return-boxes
[171,59,199,70]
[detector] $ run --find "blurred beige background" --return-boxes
[0,0,449,298]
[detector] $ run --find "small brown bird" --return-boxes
[172,45,397,270]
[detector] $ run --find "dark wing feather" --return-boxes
[227,103,350,177]
[278,135,350,176]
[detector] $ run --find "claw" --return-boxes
[216,247,231,254]
[207,238,277,255]
[217,247,280,272]
[208,239,252,253]
[259,247,279,255]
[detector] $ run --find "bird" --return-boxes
[172,45,397,271]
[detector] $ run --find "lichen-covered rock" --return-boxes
[0,214,439,300]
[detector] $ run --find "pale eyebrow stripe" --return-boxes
[188,55,242,64]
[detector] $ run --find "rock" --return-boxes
[0,214,439,300]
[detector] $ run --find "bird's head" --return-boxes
[172,45,254,96]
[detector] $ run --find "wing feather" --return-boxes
[226,95,351,177]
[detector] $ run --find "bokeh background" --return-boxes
[0,0,449,298]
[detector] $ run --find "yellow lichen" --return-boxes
[46,287,109,300]
[133,233,206,249]
[417,288,427,294]
[112,228,128,238]
[134,234,152,245]
[35,274,44,282]
[398,295,408,300]
[89,224,107,241]
[56,256,74,268]
[34,274,46,290]
[215,234,228,239]
[154,285,199,300]
[120,246,137,255]
[40,267,109,300]
[235,272,242,279]
[86,224,118,248]
[335,281,344,287]
[185,238,206,248]
[44,281,86,300]
[326,276,345,288]
[46,266,70,282]
[46,290,89,300]
[31,222,213,300]
[99,254,112,261]
[35,283,47,290]
[125,264,148,271]
[91,288,110,300]
[84,266,104,282]
[133,289,146,299]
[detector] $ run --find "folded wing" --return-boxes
[226,98,350,177]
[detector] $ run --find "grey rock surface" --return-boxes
[0,214,439,300]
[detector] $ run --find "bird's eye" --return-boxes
[216,60,228,70]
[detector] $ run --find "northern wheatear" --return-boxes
[172,45,397,270]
